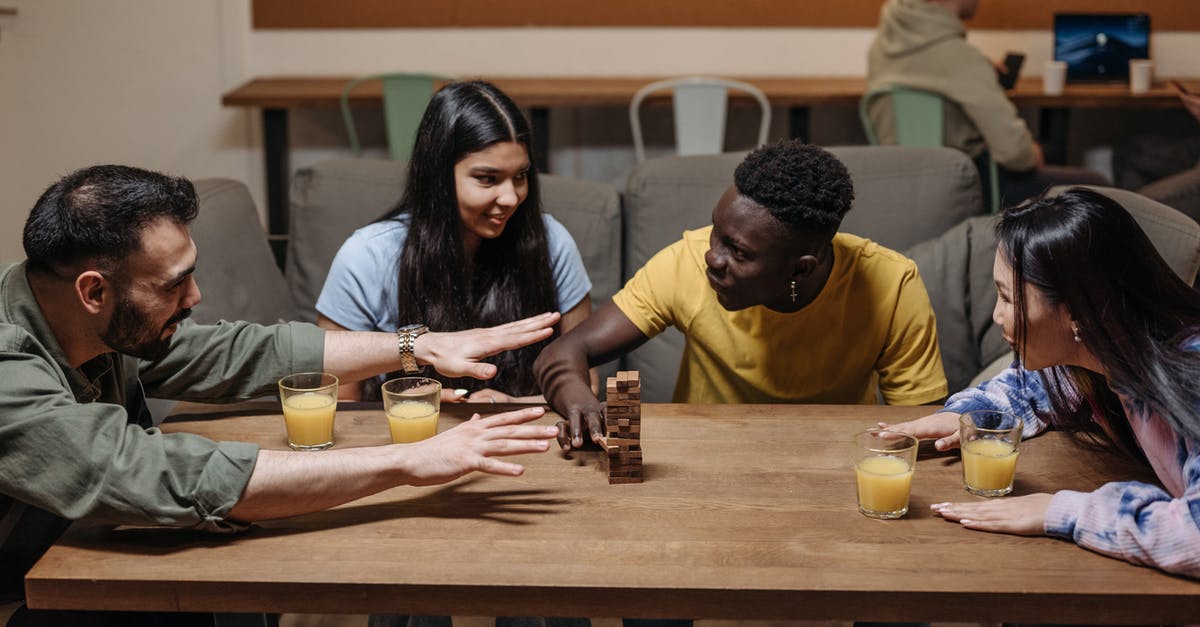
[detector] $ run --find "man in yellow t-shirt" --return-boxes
[535,140,948,450]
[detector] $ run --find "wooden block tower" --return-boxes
[601,370,643,484]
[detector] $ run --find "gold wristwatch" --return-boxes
[396,323,428,373]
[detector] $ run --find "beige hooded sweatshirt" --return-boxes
[866,0,1038,171]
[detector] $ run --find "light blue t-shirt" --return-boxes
[317,214,592,332]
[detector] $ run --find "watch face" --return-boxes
[398,323,427,334]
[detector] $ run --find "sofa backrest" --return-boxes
[916,185,1200,392]
[285,158,623,324]
[1048,185,1200,283]
[192,178,297,325]
[622,145,987,401]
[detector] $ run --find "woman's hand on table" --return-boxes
[399,406,558,486]
[441,388,470,403]
[881,412,962,451]
[465,388,516,404]
[931,493,1052,536]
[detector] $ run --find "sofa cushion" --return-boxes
[621,146,987,401]
[285,158,622,323]
[286,159,406,322]
[191,178,296,325]
[904,215,1006,393]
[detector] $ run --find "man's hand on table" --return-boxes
[553,387,605,452]
[400,406,558,486]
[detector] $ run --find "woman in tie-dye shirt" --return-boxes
[888,188,1200,578]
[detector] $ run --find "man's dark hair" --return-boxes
[733,140,855,236]
[23,165,199,278]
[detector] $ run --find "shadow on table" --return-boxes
[59,478,572,557]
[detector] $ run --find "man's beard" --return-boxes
[100,292,192,361]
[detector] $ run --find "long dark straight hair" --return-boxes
[998,188,1200,454]
[380,80,557,395]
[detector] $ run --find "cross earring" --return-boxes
[1071,322,1082,343]
[790,280,798,303]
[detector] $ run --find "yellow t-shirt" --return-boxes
[612,227,948,405]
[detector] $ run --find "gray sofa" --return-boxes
[623,146,988,400]
[284,158,622,323]
[273,147,987,401]
[190,148,1200,405]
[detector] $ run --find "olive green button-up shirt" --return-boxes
[0,262,325,601]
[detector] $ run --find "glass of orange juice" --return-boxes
[382,377,442,443]
[854,429,918,519]
[959,411,1023,496]
[278,372,338,451]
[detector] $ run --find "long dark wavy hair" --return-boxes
[998,188,1200,456]
[380,80,557,395]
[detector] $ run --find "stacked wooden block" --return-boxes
[602,371,643,484]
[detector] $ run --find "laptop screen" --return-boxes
[1053,13,1150,82]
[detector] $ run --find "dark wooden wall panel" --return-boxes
[253,1,1199,31]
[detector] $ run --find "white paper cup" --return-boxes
[1130,59,1153,94]
[1043,61,1067,96]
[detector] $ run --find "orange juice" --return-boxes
[855,455,913,516]
[962,438,1018,494]
[282,392,336,448]
[387,400,439,443]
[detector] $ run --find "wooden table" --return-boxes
[24,403,1200,623]
[222,76,1197,266]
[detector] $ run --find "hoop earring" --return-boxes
[1071,322,1082,343]
[789,280,798,303]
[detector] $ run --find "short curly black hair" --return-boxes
[733,140,854,236]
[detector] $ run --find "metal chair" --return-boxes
[340,73,452,161]
[860,85,1002,213]
[629,76,772,163]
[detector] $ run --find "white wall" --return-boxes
[0,0,256,262]
[2,1,1198,262]
[249,28,1200,79]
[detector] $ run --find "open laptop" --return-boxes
[1053,13,1151,82]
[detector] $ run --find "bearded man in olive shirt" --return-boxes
[0,165,561,622]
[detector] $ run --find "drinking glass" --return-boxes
[278,372,338,451]
[959,410,1023,496]
[854,429,918,519]
[382,377,442,443]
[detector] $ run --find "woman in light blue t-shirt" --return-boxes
[317,80,593,402]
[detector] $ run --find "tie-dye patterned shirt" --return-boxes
[941,359,1200,577]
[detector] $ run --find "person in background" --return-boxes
[536,140,948,450]
[1,165,561,626]
[317,80,595,404]
[1114,86,1200,222]
[866,0,1108,206]
[886,188,1200,578]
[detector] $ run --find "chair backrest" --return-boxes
[190,178,297,325]
[861,85,1001,213]
[860,85,943,147]
[629,76,772,162]
[621,146,986,401]
[285,158,623,324]
[340,73,448,161]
